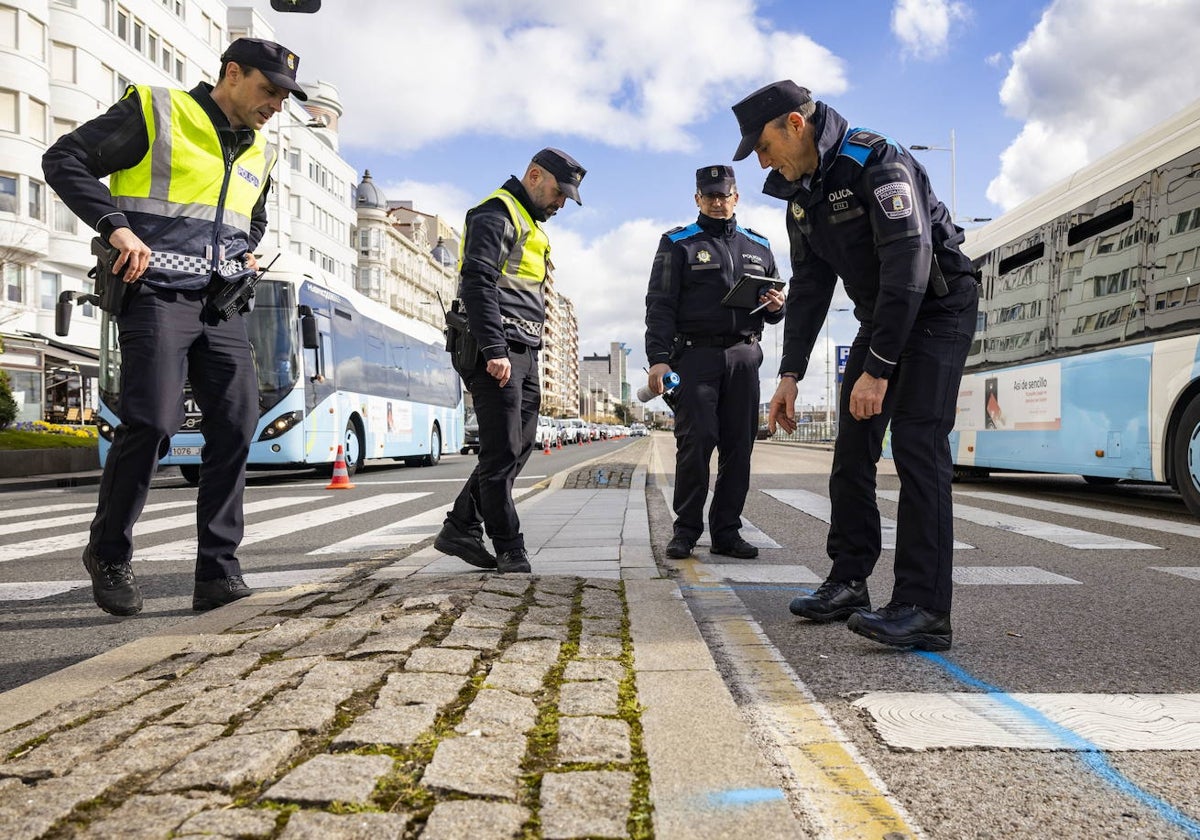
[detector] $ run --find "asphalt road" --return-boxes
[652,438,1200,840]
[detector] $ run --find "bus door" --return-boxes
[305,310,335,413]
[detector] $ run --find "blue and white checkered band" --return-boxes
[501,315,544,337]
[148,251,243,277]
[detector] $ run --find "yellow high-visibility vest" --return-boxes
[108,85,275,289]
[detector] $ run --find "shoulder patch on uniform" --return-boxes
[736,225,770,249]
[667,223,702,243]
[838,127,899,166]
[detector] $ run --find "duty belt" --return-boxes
[680,333,759,349]
[502,315,544,337]
[148,251,244,278]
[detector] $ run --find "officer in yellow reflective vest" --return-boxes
[42,38,305,617]
[435,149,586,574]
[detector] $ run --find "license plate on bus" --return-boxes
[171,446,202,457]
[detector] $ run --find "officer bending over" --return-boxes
[43,38,305,616]
[644,166,784,561]
[731,80,979,650]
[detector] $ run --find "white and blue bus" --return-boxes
[949,97,1200,518]
[93,256,463,483]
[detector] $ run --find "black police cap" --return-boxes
[696,165,735,194]
[532,147,587,205]
[221,37,307,101]
[731,80,812,161]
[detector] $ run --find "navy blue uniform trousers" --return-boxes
[670,339,763,546]
[827,280,979,613]
[89,283,258,580]
[447,344,539,554]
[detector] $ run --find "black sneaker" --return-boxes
[710,537,759,559]
[192,575,253,611]
[848,602,952,651]
[496,548,531,574]
[82,545,143,617]
[788,578,870,622]
[434,521,498,569]
[665,535,694,559]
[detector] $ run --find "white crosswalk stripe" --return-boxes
[0,502,96,522]
[956,490,1200,538]
[763,488,976,550]
[876,490,1161,550]
[659,484,781,548]
[0,497,318,564]
[0,501,194,537]
[136,493,429,562]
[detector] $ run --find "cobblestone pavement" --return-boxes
[0,572,648,839]
[560,463,638,490]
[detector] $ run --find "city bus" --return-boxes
[92,255,463,483]
[948,97,1200,518]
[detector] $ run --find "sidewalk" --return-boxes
[0,440,804,839]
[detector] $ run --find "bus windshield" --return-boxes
[246,279,298,412]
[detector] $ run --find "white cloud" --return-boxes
[890,0,969,59]
[987,0,1200,210]
[259,0,847,152]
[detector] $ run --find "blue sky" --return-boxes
[251,0,1200,409]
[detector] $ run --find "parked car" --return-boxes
[630,422,647,437]
[555,418,578,445]
[536,415,560,448]
[461,410,480,454]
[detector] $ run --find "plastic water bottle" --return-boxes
[636,372,680,404]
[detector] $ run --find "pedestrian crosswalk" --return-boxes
[1,481,1197,602]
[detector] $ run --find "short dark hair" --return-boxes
[770,98,815,129]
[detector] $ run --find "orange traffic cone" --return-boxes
[326,445,355,490]
[542,434,551,455]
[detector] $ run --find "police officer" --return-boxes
[645,166,785,561]
[43,37,305,616]
[730,80,979,650]
[435,149,586,574]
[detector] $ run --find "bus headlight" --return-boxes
[257,410,303,441]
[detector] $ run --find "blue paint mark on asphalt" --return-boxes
[707,788,787,807]
[917,652,1200,839]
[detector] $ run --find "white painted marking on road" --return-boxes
[1151,567,1200,581]
[243,568,347,589]
[0,497,321,564]
[659,484,781,548]
[0,580,90,601]
[0,502,96,521]
[764,488,976,550]
[308,494,438,554]
[957,491,1200,539]
[137,493,428,562]
[705,564,821,583]
[271,474,548,489]
[0,501,193,537]
[880,490,1161,550]
[854,692,1200,751]
[953,566,1080,585]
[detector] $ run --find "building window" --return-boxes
[80,278,94,317]
[28,179,43,220]
[132,19,143,53]
[0,7,16,50]
[40,271,60,310]
[24,14,45,60]
[288,149,300,171]
[52,116,75,142]
[27,97,46,143]
[174,55,184,83]
[116,74,130,99]
[116,7,128,41]
[0,173,16,214]
[4,262,24,302]
[0,88,15,133]
[53,196,76,233]
[51,42,76,82]
[161,45,172,74]
[147,31,157,62]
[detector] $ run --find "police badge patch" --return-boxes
[873,182,913,220]
[791,201,805,221]
[697,250,711,263]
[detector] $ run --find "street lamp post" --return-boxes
[825,306,850,438]
[910,129,956,222]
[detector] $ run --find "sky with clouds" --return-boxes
[251,0,1200,410]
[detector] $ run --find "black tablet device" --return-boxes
[721,275,786,309]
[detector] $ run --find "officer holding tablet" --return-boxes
[644,165,785,560]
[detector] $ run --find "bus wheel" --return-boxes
[179,464,200,486]
[341,419,364,477]
[1171,394,1200,519]
[423,426,442,467]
